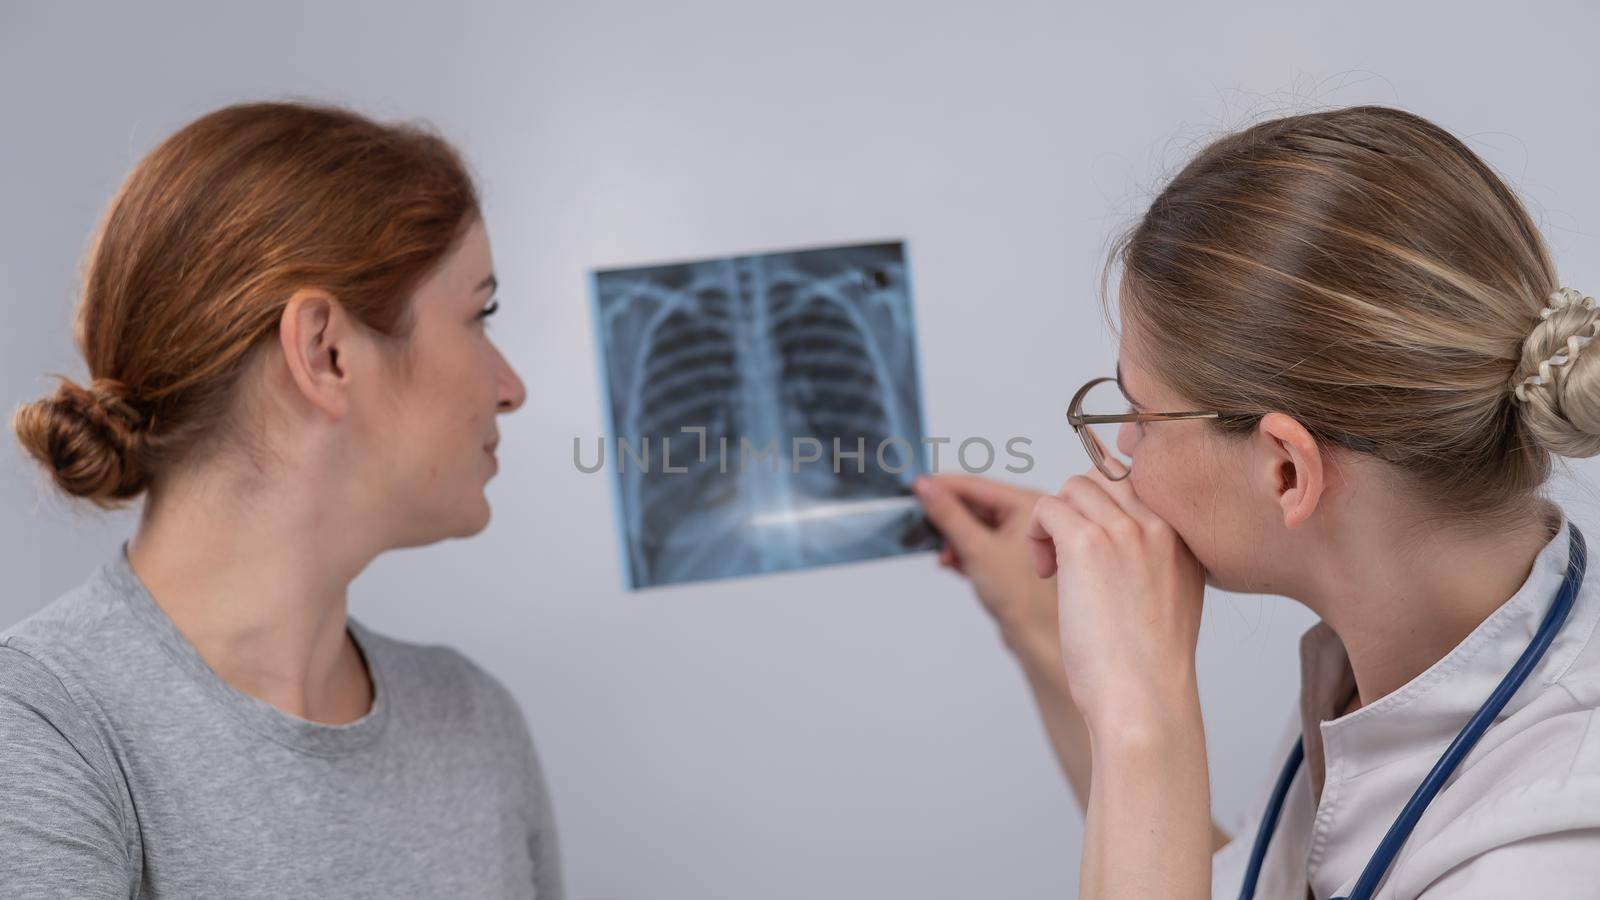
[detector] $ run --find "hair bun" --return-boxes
[1512,288,1600,458]
[11,374,150,507]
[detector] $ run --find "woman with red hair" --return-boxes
[3,101,560,898]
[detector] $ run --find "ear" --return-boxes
[277,287,358,422]
[1256,412,1326,529]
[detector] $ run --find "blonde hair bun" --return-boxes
[1513,287,1600,458]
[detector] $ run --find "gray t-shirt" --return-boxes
[0,540,564,899]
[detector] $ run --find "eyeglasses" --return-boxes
[1066,375,1383,481]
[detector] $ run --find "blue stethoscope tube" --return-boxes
[1238,522,1586,900]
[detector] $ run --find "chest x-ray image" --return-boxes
[590,240,941,590]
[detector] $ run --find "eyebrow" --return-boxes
[1115,361,1145,410]
[475,274,498,295]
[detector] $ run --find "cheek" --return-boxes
[388,335,499,487]
[389,369,464,472]
[1129,429,1205,518]
[1132,431,1252,573]
[417,342,489,426]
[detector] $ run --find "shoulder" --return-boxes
[1396,767,1600,897]
[0,554,185,809]
[0,642,132,859]
[0,639,122,783]
[1391,706,1600,896]
[1410,828,1600,897]
[0,556,138,745]
[2,555,134,674]
[0,641,97,735]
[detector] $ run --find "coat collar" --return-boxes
[1295,503,1598,886]
[1306,505,1592,776]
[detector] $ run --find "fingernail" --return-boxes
[913,476,935,497]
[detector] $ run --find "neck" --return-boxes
[1307,500,1562,711]
[124,463,379,725]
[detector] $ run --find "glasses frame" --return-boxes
[1067,376,1217,480]
[1067,375,1382,481]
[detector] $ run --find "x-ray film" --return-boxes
[590,240,940,589]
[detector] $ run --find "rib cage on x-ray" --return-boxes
[594,242,937,588]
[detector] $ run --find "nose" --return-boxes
[1116,420,1139,460]
[493,344,526,414]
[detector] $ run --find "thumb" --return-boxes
[914,475,989,554]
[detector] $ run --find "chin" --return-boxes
[379,473,493,546]
[460,493,493,535]
[403,497,494,545]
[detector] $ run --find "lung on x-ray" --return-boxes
[590,240,940,589]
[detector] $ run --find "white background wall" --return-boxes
[4,3,1599,898]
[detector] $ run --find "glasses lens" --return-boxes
[1080,379,1134,473]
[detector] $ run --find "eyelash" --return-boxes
[476,298,500,326]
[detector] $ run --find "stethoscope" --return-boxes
[1238,521,1587,900]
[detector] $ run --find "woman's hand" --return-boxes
[914,471,1102,809]
[1026,453,1207,734]
[911,473,1058,663]
[1026,453,1213,900]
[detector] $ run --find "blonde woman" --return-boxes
[917,106,1600,898]
[2,102,562,898]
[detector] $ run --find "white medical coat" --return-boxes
[1211,506,1600,899]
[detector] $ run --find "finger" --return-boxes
[1026,495,1084,579]
[914,476,992,554]
[934,534,960,570]
[1078,451,1163,528]
[924,472,1035,523]
[1058,473,1136,533]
